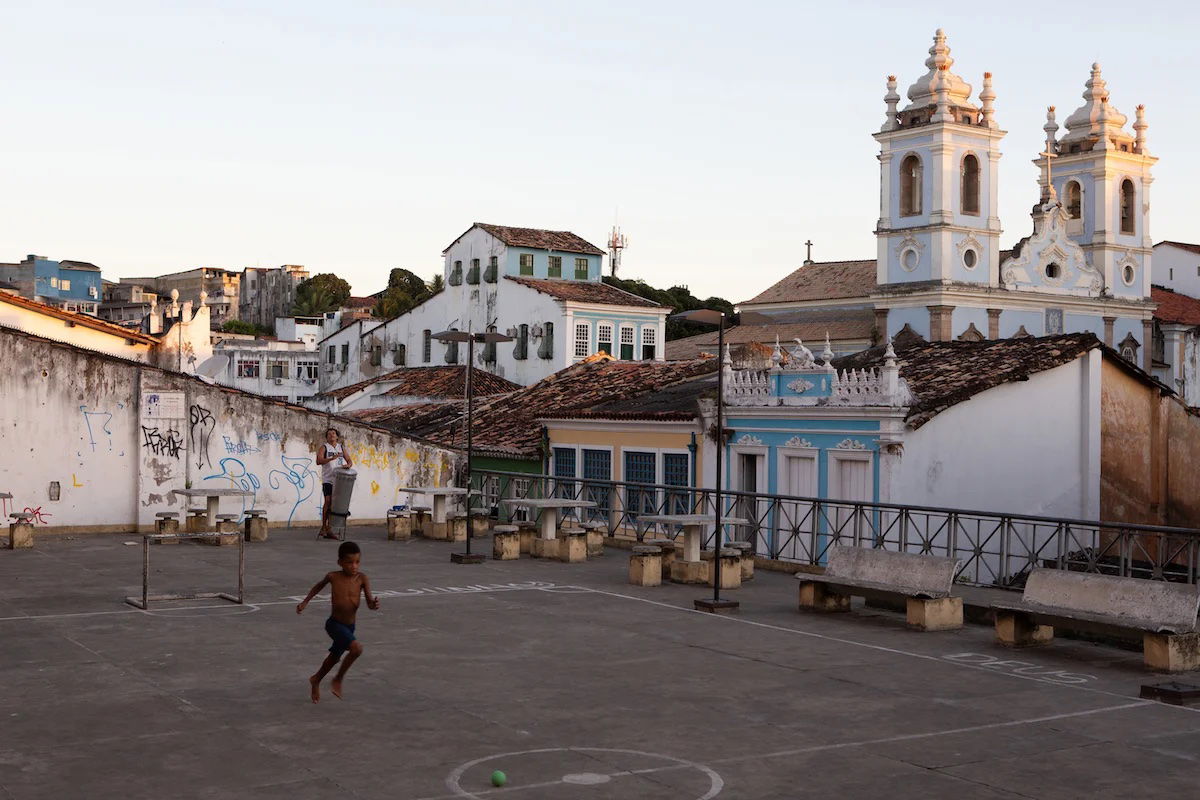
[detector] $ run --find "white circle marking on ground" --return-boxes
[444,746,723,799]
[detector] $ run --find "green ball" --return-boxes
[490,770,506,787]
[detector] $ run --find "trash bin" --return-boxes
[330,468,357,520]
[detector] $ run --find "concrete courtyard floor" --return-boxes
[2,528,1200,799]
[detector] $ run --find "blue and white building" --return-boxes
[319,223,669,394]
[0,254,102,315]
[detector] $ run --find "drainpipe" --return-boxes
[688,431,698,487]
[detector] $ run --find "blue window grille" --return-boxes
[624,451,657,518]
[552,447,576,499]
[582,449,611,521]
[663,453,690,514]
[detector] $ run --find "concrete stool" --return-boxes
[447,511,468,542]
[492,524,520,560]
[411,506,432,537]
[517,521,537,554]
[185,508,207,533]
[205,514,239,546]
[243,509,269,543]
[7,513,34,550]
[387,509,412,541]
[629,545,663,586]
[470,513,490,537]
[647,538,677,579]
[706,548,742,590]
[154,512,180,543]
[582,521,606,557]
[558,528,587,563]
[727,541,754,581]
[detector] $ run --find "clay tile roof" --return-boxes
[664,312,876,361]
[546,373,717,422]
[319,366,520,401]
[833,333,1103,429]
[343,296,377,310]
[1155,240,1200,256]
[1152,285,1200,326]
[449,223,605,256]
[505,276,663,308]
[740,259,877,306]
[350,358,716,458]
[0,291,158,344]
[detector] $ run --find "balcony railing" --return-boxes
[472,469,1200,589]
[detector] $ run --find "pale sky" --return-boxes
[2,1,1195,302]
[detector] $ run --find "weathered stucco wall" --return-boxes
[1166,401,1200,527]
[0,327,462,533]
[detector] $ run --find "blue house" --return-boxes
[0,254,102,314]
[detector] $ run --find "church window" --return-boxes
[900,155,922,216]
[1122,264,1136,286]
[961,154,980,215]
[1118,333,1140,363]
[1120,180,1136,235]
[962,249,978,270]
[1066,181,1082,219]
[901,248,919,272]
[1045,263,1061,281]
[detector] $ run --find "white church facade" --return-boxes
[741,30,1159,372]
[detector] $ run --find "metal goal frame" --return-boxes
[124,531,245,609]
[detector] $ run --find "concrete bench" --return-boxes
[492,524,520,560]
[558,527,587,563]
[629,545,663,586]
[707,548,742,590]
[797,547,963,631]
[410,506,432,536]
[185,508,208,533]
[154,511,181,539]
[7,513,34,550]
[727,540,754,581]
[516,521,538,555]
[387,509,412,541]
[243,509,269,543]
[446,511,468,542]
[581,521,606,557]
[992,569,1200,672]
[647,538,677,580]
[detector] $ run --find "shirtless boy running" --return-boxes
[296,541,380,702]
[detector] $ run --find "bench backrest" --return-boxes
[1022,569,1200,634]
[825,546,960,597]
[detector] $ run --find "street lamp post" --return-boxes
[433,325,513,565]
[670,308,770,613]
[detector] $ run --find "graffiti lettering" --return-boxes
[203,458,260,521]
[189,404,215,469]
[941,653,1096,685]
[23,506,53,525]
[222,436,261,455]
[256,432,281,443]
[268,454,321,527]
[80,405,114,453]
[141,426,183,459]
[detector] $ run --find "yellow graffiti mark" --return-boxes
[404,448,418,462]
[71,474,84,487]
[370,480,380,495]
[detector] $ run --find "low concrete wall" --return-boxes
[0,326,463,533]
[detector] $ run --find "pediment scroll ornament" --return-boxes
[736,434,764,446]
[787,378,816,394]
[834,438,868,451]
[783,437,814,448]
[1000,198,1103,295]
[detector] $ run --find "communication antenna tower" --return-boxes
[608,225,628,277]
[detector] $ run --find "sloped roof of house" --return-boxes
[446,223,605,256]
[505,276,664,308]
[316,366,521,402]
[1155,240,1200,256]
[1151,285,1200,326]
[740,259,877,306]
[664,311,877,360]
[543,373,716,422]
[350,357,716,458]
[833,333,1140,429]
[0,291,158,344]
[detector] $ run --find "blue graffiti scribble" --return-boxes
[257,432,282,443]
[80,405,114,453]
[203,458,261,521]
[268,454,321,528]
[222,436,261,455]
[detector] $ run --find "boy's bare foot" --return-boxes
[309,675,320,703]
[331,678,343,699]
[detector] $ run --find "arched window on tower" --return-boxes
[900,155,922,217]
[1120,179,1136,235]
[1066,181,1082,220]
[961,154,980,215]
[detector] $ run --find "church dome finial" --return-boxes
[1062,62,1129,144]
[904,29,976,114]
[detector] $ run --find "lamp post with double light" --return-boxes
[670,308,770,612]
[432,326,513,564]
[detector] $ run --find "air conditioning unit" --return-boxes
[273,378,283,385]
[505,327,518,337]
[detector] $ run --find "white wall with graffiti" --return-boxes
[0,326,462,532]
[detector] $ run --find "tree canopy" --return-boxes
[293,273,351,316]
[220,319,272,337]
[601,276,735,340]
[373,269,444,320]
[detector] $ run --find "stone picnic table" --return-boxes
[171,488,255,529]
[639,513,749,564]
[504,498,597,540]
[397,487,472,525]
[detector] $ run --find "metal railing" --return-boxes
[472,469,1200,589]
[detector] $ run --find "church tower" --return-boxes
[1038,64,1156,302]
[874,30,1006,294]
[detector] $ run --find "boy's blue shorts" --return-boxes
[325,617,356,658]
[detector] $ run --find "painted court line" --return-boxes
[574,586,1200,715]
